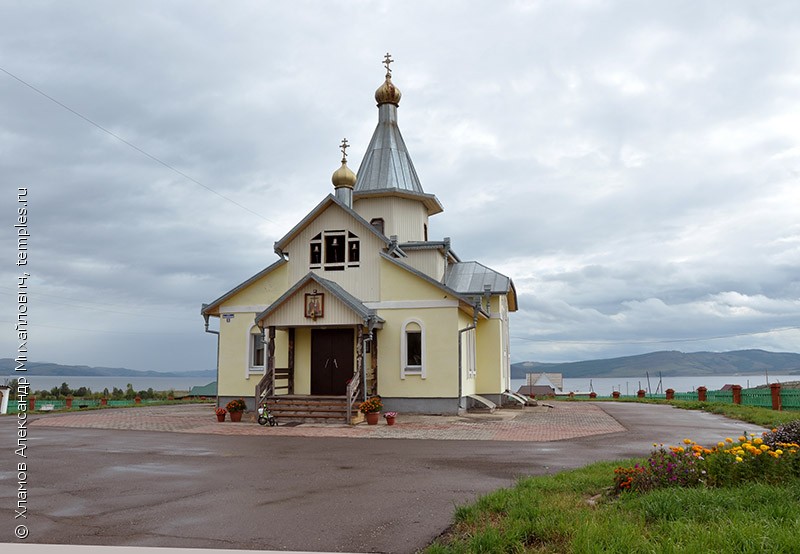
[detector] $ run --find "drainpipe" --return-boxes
[457,302,480,410]
[203,310,220,408]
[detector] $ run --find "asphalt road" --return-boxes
[0,403,766,553]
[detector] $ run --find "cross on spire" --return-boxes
[339,138,350,161]
[383,52,394,76]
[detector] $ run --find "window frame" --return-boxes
[400,318,426,379]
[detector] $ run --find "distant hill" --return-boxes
[1,359,215,379]
[511,349,800,379]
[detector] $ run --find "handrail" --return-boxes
[346,368,362,424]
[255,367,275,405]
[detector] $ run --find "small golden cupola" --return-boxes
[374,52,402,106]
[332,137,357,207]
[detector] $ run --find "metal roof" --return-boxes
[201,258,287,316]
[444,261,512,295]
[354,103,424,195]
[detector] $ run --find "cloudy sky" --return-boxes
[1,1,799,372]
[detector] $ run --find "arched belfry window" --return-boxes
[400,319,425,379]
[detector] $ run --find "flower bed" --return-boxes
[613,421,800,494]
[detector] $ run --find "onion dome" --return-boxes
[332,138,356,189]
[375,52,402,106]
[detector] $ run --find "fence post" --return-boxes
[637,389,646,398]
[134,396,142,404]
[66,396,73,409]
[665,388,675,400]
[589,392,597,399]
[697,387,707,402]
[770,383,782,411]
[612,391,620,399]
[731,385,742,405]
[100,397,108,406]
[29,396,35,411]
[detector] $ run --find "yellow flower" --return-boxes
[717,442,725,448]
[683,438,693,445]
[760,444,770,452]
[753,438,763,445]
[735,456,743,462]
[725,437,733,443]
[772,428,778,433]
[738,436,746,442]
[776,449,784,455]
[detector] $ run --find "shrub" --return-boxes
[763,420,800,448]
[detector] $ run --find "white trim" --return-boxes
[364,299,458,309]
[400,318,426,380]
[488,312,504,319]
[220,305,268,314]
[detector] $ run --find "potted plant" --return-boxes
[226,398,247,422]
[383,411,397,426]
[359,396,383,425]
[215,407,227,422]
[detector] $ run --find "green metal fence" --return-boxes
[740,388,773,408]
[706,390,733,403]
[673,392,698,402]
[781,390,800,410]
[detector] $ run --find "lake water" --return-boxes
[6,373,797,397]
[511,374,800,396]
[2,375,213,393]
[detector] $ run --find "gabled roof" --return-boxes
[255,272,384,327]
[273,194,391,254]
[379,253,487,318]
[444,261,518,311]
[201,258,287,316]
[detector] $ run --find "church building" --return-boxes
[201,55,518,421]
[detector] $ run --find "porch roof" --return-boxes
[254,272,384,328]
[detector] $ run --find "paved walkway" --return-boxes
[31,402,625,441]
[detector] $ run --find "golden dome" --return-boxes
[332,159,356,189]
[375,74,402,106]
[332,137,356,189]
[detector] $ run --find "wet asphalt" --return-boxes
[0,403,767,553]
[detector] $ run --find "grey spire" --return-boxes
[353,103,425,194]
[354,55,425,195]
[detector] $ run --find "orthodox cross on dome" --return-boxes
[383,52,394,76]
[339,137,350,161]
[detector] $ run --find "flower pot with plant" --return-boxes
[226,398,247,422]
[215,407,227,422]
[383,411,397,426]
[359,396,383,425]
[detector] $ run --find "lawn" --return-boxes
[427,408,800,553]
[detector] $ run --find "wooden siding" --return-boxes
[403,249,445,281]
[260,280,363,328]
[283,204,383,301]
[353,196,429,243]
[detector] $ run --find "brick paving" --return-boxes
[30,402,625,441]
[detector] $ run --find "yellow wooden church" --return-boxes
[201,55,518,421]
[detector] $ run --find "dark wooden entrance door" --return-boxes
[310,328,354,395]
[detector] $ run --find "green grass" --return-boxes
[566,396,799,427]
[426,461,800,553]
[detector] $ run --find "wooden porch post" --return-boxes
[370,330,378,397]
[288,328,295,395]
[268,326,276,396]
[357,326,365,401]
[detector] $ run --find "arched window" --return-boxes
[400,319,425,379]
[370,218,385,235]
